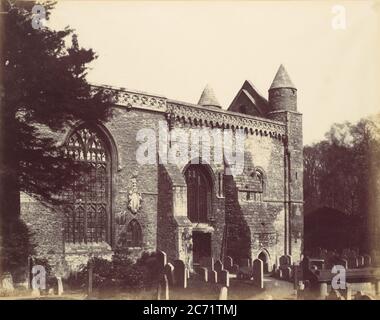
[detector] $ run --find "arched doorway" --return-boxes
[63,125,111,244]
[184,163,213,263]
[258,251,270,273]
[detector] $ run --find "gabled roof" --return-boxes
[228,80,269,117]
[269,64,296,90]
[198,84,221,108]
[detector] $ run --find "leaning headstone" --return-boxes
[252,259,264,289]
[208,270,218,284]
[200,257,214,270]
[157,274,169,300]
[164,263,175,286]
[214,260,223,273]
[223,256,233,271]
[219,270,230,287]
[157,250,167,273]
[199,267,208,282]
[219,286,228,300]
[173,260,187,288]
[1,273,14,293]
[363,255,372,267]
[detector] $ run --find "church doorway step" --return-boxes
[192,231,211,264]
[258,251,270,274]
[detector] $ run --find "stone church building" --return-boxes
[21,65,303,272]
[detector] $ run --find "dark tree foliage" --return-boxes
[303,115,380,253]
[0,1,116,272]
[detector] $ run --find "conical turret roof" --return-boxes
[269,64,296,90]
[198,84,221,108]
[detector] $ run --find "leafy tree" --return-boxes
[0,1,115,273]
[303,115,380,253]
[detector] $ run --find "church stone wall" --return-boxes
[19,66,304,272]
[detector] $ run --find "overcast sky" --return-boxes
[47,1,380,145]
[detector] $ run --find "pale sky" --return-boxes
[47,0,380,145]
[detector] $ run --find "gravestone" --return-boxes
[200,257,214,270]
[363,255,372,267]
[214,260,223,273]
[208,270,218,284]
[173,260,187,288]
[164,263,175,286]
[1,273,14,293]
[348,257,358,269]
[279,255,290,267]
[223,256,233,271]
[157,250,167,273]
[357,255,365,268]
[199,267,208,282]
[31,288,41,297]
[231,264,239,274]
[252,259,264,289]
[318,282,328,299]
[219,270,230,287]
[57,276,63,296]
[286,255,293,266]
[219,286,228,300]
[157,274,169,300]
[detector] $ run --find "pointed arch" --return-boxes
[63,123,115,245]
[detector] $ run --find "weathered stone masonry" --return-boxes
[20,65,303,273]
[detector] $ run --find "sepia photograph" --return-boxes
[0,0,380,309]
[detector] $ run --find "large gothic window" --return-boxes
[126,219,142,247]
[184,164,212,223]
[63,126,110,244]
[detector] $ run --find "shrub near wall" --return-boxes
[66,250,160,296]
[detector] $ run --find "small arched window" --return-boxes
[126,219,143,247]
